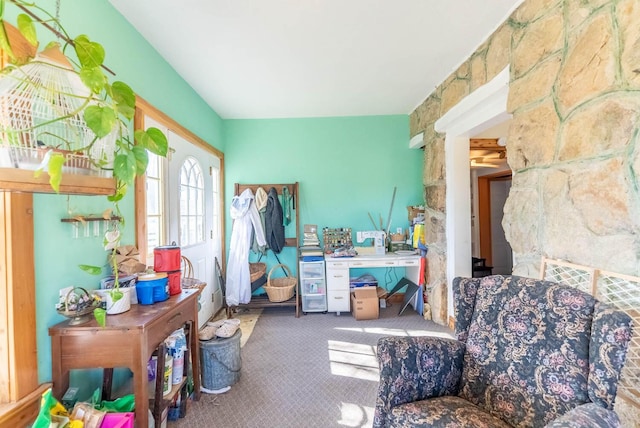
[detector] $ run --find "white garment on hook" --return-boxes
[226,189,266,306]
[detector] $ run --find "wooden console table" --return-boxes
[49,289,202,427]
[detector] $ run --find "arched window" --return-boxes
[179,156,205,246]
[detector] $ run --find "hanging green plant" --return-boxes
[0,0,168,199]
[0,0,169,318]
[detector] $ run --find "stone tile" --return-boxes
[557,12,617,113]
[559,95,640,161]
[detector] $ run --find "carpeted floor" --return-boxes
[174,305,454,428]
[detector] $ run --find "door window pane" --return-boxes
[180,157,205,246]
[145,151,164,261]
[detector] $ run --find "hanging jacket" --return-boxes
[265,187,285,254]
[251,187,268,256]
[226,189,266,306]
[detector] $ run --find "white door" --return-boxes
[167,133,222,327]
[143,116,223,328]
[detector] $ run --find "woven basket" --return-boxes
[264,264,297,302]
[250,262,267,283]
[181,256,206,290]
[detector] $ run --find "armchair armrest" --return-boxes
[373,336,465,428]
[544,403,621,428]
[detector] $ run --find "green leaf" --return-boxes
[132,145,149,175]
[47,153,65,193]
[108,185,126,202]
[84,105,117,138]
[79,66,106,94]
[93,308,106,327]
[113,152,137,185]
[78,264,102,275]
[74,34,105,69]
[109,290,123,303]
[135,127,168,156]
[0,19,15,61]
[17,14,37,46]
[111,81,136,120]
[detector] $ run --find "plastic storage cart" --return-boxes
[299,260,327,314]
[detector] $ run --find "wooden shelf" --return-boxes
[61,216,121,223]
[0,168,115,195]
[234,182,301,317]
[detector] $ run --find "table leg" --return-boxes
[102,368,114,401]
[50,335,68,400]
[189,320,201,401]
[132,365,148,428]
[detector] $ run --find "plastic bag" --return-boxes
[97,394,135,413]
[32,388,69,428]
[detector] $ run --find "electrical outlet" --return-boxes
[396,227,402,234]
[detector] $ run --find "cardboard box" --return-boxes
[351,286,379,320]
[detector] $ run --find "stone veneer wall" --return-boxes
[410,0,640,421]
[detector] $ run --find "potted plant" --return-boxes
[0,0,168,197]
[0,0,169,324]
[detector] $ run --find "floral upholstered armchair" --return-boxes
[374,275,633,428]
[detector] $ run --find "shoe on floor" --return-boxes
[207,319,226,329]
[198,324,217,341]
[216,318,241,338]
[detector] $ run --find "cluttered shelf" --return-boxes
[230,182,301,317]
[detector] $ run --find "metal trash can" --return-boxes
[199,329,242,390]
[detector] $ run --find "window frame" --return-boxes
[133,97,226,268]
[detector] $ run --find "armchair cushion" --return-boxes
[452,277,482,342]
[588,302,633,409]
[389,396,511,428]
[544,403,621,427]
[459,275,595,427]
[373,336,465,428]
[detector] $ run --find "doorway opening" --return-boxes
[434,66,512,320]
[474,170,512,274]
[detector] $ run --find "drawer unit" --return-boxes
[398,258,420,267]
[327,289,350,314]
[302,294,327,312]
[300,260,327,314]
[349,259,398,268]
[325,260,350,315]
[326,266,349,290]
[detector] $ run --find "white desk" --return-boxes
[324,253,422,315]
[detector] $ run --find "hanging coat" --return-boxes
[226,189,266,306]
[251,187,268,256]
[265,187,285,254]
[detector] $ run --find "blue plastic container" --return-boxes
[136,280,154,305]
[137,273,168,304]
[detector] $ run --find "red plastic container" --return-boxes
[167,270,182,296]
[154,245,181,272]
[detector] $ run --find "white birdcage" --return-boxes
[0,45,115,177]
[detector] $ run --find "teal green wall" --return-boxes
[224,116,424,278]
[5,1,422,400]
[2,0,224,392]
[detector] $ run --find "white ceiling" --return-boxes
[109,0,524,120]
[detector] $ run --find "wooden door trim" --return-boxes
[477,171,512,266]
